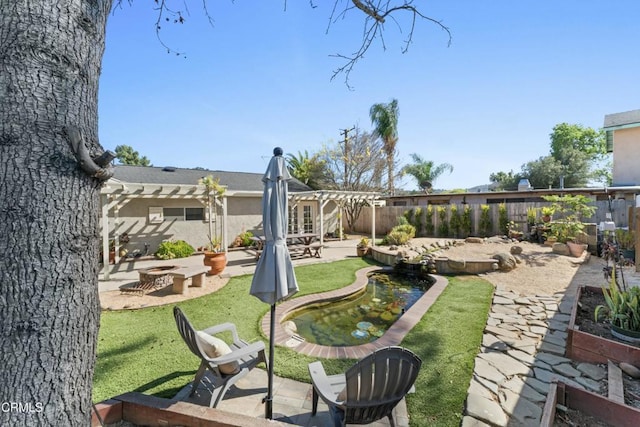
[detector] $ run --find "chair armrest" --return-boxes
[308,361,342,406]
[202,322,240,343]
[208,341,266,365]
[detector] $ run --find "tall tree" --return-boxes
[370,98,399,195]
[114,144,152,166]
[0,2,447,425]
[402,153,453,193]
[317,129,389,229]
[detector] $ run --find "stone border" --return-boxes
[260,266,448,359]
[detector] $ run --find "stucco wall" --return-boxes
[613,127,640,186]
[105,197,263,255]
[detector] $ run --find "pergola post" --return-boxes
[371,199,376,246]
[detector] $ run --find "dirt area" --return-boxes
[99,274,228,311]
[411,238,608,296]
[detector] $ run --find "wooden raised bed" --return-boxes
[541,381,640,427]
[566,285,640,365]
[92,392,288,427]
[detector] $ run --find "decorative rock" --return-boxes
[551,242,571,256]
[465,237,485,244]
[510,245,523,255]
[620,362,640,379]
[492,253,517,271]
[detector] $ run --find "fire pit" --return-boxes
[121,266,179,295]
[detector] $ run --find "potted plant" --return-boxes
[526,207,537,227]
[615,228,635,262]
[356,237,370,257]
[595,269,640,343]
[202,236,227,275]
[540,206,554,223]
[542,195,595,257]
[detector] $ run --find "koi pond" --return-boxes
[284,272,434,346]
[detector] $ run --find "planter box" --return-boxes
[92,392,288,427]
[541,381,640,427]
[566,285,640,365]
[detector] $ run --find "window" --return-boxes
[162,207,204,221]
[302,205,313,233]
[288,205,299,234]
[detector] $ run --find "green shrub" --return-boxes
[449,205,461,238]
[498,203,509,235]
[403,209,414,226]
[425,205,434,236]
[385,230,412,245]
[461,205,472,237]
[155,240,195,260]
[437,206,449,237]
[238,231,254,247]
[479,205,492,237]
[414,207,423,236]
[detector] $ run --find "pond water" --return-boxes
[285,273,433,346]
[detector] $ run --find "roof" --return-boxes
[111,165,312,193]
[603,109,640,129]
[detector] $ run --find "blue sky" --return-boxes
[99,1,640,190]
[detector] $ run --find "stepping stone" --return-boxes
[479,352,531,377]
[575,376,602,393]
[528,320,548,328]
[518,307,532,315]
[521,376,550,395]
[498,388,542,426]
[500,377,546,402]
[576,362,606,381]
[529,306,545,313]
[506,349,537,366]
[482,334,510,352]
[493,305,518,315]
[485,326,519,339]
[535,352,571,365]
[465,393,508,427]
[552,363,581,378]
[548,320,568,332]
[474,358,507,384]
[474,374,499,395]
[541,334,565,347]
[537,341,565,356]
[514,297,532,305]
[468,378,494,399]
[493,296,515,305]
[533,368,583,390]
[530,326,548,335]
[461,415,492,427]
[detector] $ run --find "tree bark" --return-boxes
[0,1,112,425]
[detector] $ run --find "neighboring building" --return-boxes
[100,165,378,267]
[604,109,640,186]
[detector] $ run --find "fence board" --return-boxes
[348,200,636,237]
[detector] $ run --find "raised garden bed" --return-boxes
[567,285,640,365]
[541,381,640,427]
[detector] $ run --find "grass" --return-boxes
[93,260,492,426]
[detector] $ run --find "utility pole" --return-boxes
[340,126,355,189]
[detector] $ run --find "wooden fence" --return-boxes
[350,200,637,238]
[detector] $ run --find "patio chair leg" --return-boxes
[190,362,207,397]
[311,387,319,415]
[388,414,396,427]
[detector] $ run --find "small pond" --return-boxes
[285,273,433,346]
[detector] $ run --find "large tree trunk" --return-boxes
[0,1,112,425]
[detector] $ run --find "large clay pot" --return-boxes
[203,251,227,275]
[566,241,587,258]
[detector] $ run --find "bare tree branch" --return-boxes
[330,0,452,88]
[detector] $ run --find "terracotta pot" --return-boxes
[203,251,227,275]
[566,241,587,257]
[356,246,368,257]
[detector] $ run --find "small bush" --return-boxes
[479,205,492,237]
[238,231,254,247]
[425,205,434,236]
[155,240,195,260]
[437,206,449,237]
[385,230,412,245]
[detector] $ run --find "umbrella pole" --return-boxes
[265,303,276,419]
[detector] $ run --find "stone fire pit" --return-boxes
[120,265,179,295]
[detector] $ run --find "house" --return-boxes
[604,109,640,186]
[100,165,379,268]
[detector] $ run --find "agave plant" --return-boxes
[595,269,640,332]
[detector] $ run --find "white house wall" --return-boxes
[612,126,640,186]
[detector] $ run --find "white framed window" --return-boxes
[162,207,204,221]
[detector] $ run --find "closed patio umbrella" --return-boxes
[250,147,299,419]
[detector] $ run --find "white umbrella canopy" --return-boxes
[250,147,299,419]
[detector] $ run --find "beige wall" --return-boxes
[105,197,263,255]
[613,127,640,186]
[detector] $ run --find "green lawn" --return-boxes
[94,259,492,426]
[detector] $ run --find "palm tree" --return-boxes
[285,150,325,189]
[403,153,453,193]
[369,99,399,195]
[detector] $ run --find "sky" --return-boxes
[98,1,640,191]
